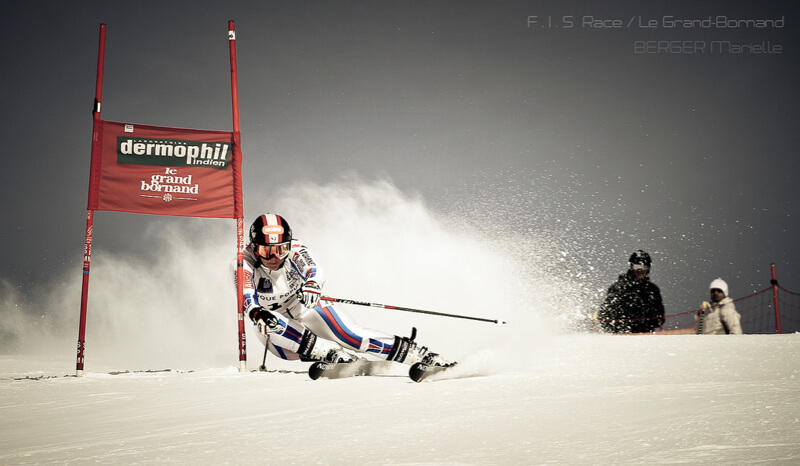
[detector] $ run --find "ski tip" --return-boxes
[409,361,459,382]
[308,362,329,380]
[409,362,430,383]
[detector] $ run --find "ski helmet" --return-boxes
[249,214,292,259]
[629,250,652,271]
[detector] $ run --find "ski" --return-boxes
[308,359,395,380]
[409,362,457,382]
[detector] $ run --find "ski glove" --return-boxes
[249,307,280,334]
[300,281,322,309]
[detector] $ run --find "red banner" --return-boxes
[87,120,242,218]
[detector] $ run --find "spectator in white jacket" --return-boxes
[698,278,743,334]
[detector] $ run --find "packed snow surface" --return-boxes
[2,334,798,465]
[2,182,798,463]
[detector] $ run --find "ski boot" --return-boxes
[387,328,454,367]
[298,330,357,363]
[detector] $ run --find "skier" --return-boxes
[697,278,743,335]
[597,250,666,334]
[234,213,451,367]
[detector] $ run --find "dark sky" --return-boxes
[2,1,799,316]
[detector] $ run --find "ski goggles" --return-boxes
[256,242,291,260]
[631,263,649,272]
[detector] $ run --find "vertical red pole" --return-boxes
[228,20,247,371]
[77,24,107,377]
[771,263,782,334]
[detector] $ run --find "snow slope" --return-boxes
[2,334,798,465]
[2,182,798,464]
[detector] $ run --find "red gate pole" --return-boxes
[770,263,782,334]
[228,20,247,371]
[77,24,107,377]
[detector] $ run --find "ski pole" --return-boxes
[321,296,507,324]
[258,333,270,372]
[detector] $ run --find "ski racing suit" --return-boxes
[234,240,398,361]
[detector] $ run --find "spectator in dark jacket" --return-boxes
[598,250,666,333]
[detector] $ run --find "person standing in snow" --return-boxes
[697,278,743,335]
[233,213,451,367]
[597,250,666,334]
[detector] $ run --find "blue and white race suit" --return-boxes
[234,240,396,360]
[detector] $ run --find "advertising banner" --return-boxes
[87,120,242,218]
